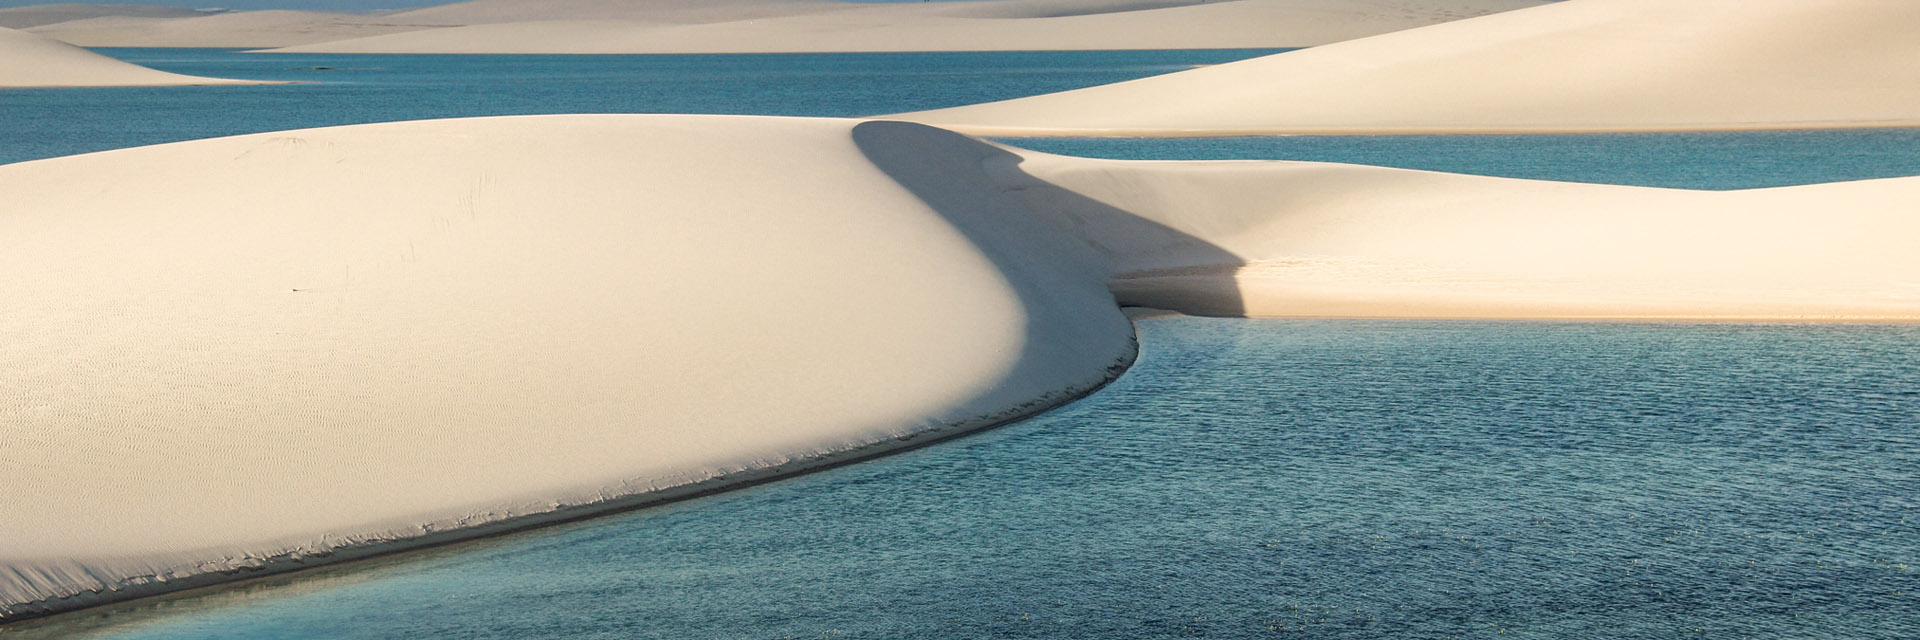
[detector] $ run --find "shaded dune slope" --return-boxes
[858,122,1920,319]
[899,0,1920,135]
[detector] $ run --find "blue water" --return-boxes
[0,48,1281,166]
[8,49,1920,640]
[1008,130,1920,190]
[20,318,1920,639]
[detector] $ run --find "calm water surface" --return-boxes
[0,48,1280,165]
[20,318,1920,639]
[1007,129,1920,190]
[6,50,1920,640]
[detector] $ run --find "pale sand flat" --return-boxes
[0,3,213,30]
[25,10,456,49]
[899,0,1920,135]
[6,116,1918,621]
[0,26,265,87]
[381,0,857,25]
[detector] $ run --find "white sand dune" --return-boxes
[5,115,1918,621]
[0,26,262,88]
[26,10,452,48]
[0,3,214,29]
[0,115,1135,621]
[267,0,1542,54]
[900,0,1920,136]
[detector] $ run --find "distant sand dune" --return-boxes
[0,3,213,29]
[21,0,1545,52]
[0,26,263,87]
[900,0,1920,135]
[266,0,1544,54]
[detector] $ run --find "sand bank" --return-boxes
[7,115,1919,622]
[0,115,1135,621]
[0,26,263,87]
[900,0,1920,136]
[0,4,214,29]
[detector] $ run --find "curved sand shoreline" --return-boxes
[7,115,1920,623]
[3,350,1134,626]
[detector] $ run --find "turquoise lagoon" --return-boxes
[0,48,1283,165]
[5,48,1919,639]
[20,320,1920,639]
